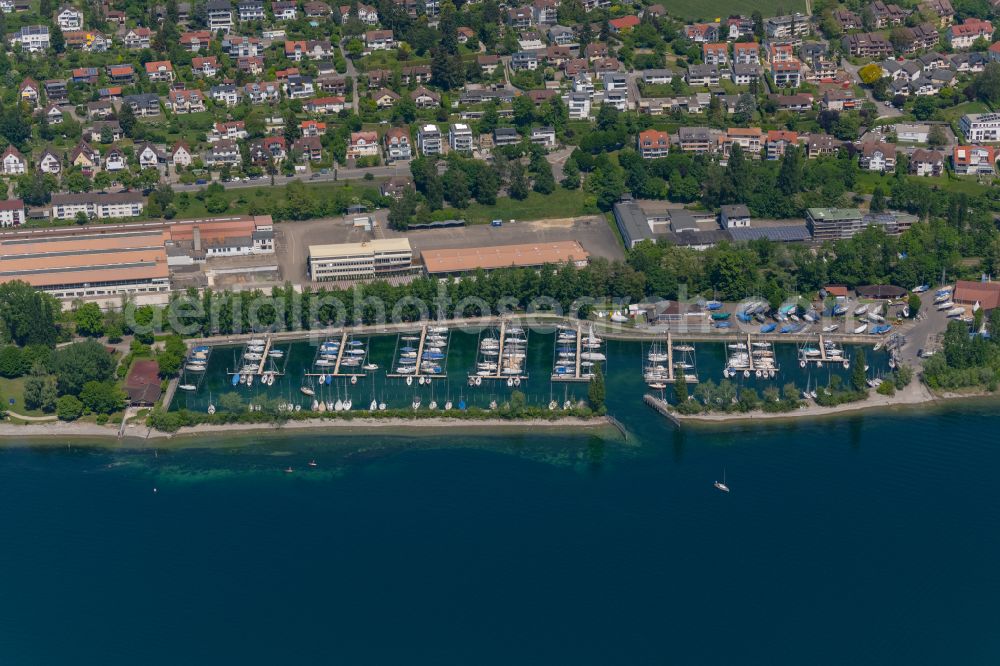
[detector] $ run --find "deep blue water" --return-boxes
[2,402,999,664]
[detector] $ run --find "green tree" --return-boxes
[118,102,137,137]
[508,162,530,200]
[50,25,65,52]
[0,281,60,346]
[49,339,116,396]
[56,394,84,421]
[24,375,58,412]
[560,160,581,189]
[851,349,868,393]
[870,186,887,214]
[674,371,688,404]
[531,157,555,194]
[74,302,105,337]
[0,345,25,378]
[907,293,921,318]
[79,380,126,415]
[588,363,605,411]
[776,145,803,196]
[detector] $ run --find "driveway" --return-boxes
[841,59,903,120]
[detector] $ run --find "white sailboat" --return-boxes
[714,469,730,493]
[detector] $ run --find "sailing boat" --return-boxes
[714,469,730,493]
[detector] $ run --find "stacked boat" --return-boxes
[315,339,341,368]
[552,327,578,379]
[339,338,367,371]
[500,327,527,386]
[185,346,209,372]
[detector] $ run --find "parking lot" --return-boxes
[276,214,625,285]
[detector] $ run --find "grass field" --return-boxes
[171,181,386,220]
[0,376,45,417]
[668,0,805,20]
[431,189,594,225]
[855,171,992,196]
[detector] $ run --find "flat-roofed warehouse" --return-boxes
[421,240,590,276]
[0,229,169,300]
[308,238,413,282]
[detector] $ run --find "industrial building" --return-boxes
[308,238,413,282]
[165,215,274,265]
[0,228,170,300]
[421,241,590,276]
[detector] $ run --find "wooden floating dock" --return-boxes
[306,332,366,378]
[386,324,450,380]
[643,394,681,426]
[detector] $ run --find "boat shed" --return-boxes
[953,280,1000,311]
[124,359,162,406]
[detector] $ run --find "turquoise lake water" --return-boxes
[3,368,1000,662]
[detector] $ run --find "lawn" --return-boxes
[666,0,804,20]
[939,100,991,124]
[854,171,992,196]
[431,189,594,225]
[171,180,387,220]
[0,376,46,417]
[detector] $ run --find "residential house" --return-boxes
[244,81,280,103]
[0,199,26,227]
[843,32,894,57]
[303,1,331,17]
[293,136,323,161]
[305,96,346,114]
[584,42,608,60]
[42,104,64,124]
[9,25,50,52]
[548,25,575,45]
[686,64,721,86]
[347,131,379,159]
[300,120,326,137]
[107,64,135,83]
[909,148,944,176]
[206,139,242,166]
[69,141,100,175]
[731,63,762,85]
[1,146,27,175]
[869,1,909,28]
[167,89,206,113]
[772,60,803,87]
[180,30,212,51]
[18,78,39,107]
[248,136,287,164]
[209,84,241,106]
[192,56,219,77]
[823,88,857,111]
[72,67,99,84]
[703,43,729,66]
[609,15,640,34]
[512,51,539,70]
[224,34,261,57]
[685,23,719,43]
[565,92,592,119]
[531,127,557,148]
[56,6,83,30]
[237,56,264,75]
[765,13,810,39]
[834,8,862,29]
[920,0,954,27]
[45,79,67,103]
[533,0,558,26]
[410,86,440,109]
[237,0,264,21]
[123,93,161,116]
[283,75,315,99]
[952,145,996,174]
[123,27,152,49]
[384,127,412,162]
[948,18,993,49]
[719,127,763,158]
[210,120,247,142]
[171,142,193,167]
[418,124,442,155]
[136,142,166,169]
[637,129,670,159]
[765,130,799,160]
[771,92,814,111]
[365,29,394,51]
[381,176,414,199]
[507,6,532,29]
[206,0,234,32]
[859,141,897,172]
[145,60,174,82]
[807,133,842,158]
[373,88,399,108]
[678,126,714,153]
[37,149,61,175]
[733,42,760,64]
[450,123,474,152]
[272,1,297,20]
